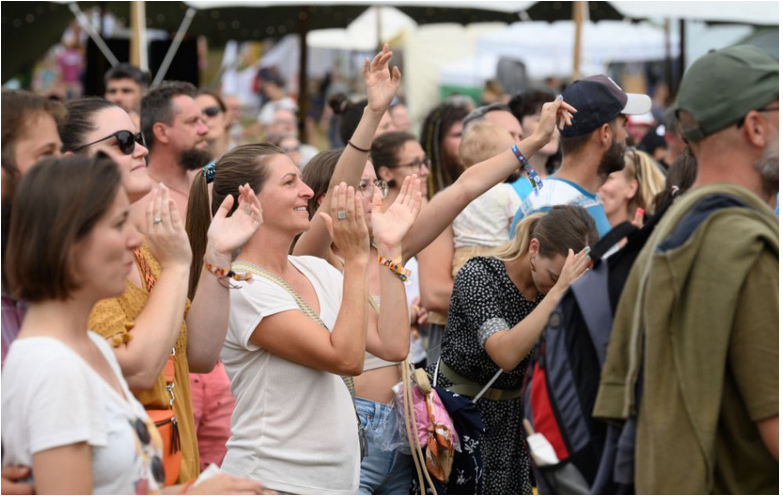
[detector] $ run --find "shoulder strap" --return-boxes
[232,261,356,398]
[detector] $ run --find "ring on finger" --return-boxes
[153,217,162,224]
[337,210,348,220]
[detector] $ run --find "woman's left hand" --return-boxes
[364,43,401,115]
[206,183,263,261]
[371,175,422,253]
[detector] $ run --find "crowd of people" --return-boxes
[0,42,778,495]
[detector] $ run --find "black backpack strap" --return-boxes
[590,222,638,263]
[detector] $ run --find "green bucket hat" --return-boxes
[675,45,778,142]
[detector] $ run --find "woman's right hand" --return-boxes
[185,472,268,495]
[552,247,592,294]
[145,184,193,270]
[364,43,401,115]
[530,96,577,150]
[319,183,370,263]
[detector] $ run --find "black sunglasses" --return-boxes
[131,418,166,485]
[73,130,145,155]
[203,106,222,118]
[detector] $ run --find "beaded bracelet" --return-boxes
[378,255,411,282]
[204,259,253,283]
[511,144,544,196]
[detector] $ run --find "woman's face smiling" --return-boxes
[258,154,314,234]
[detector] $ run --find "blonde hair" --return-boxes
[624,149,666,217]
[490,206,599,262]
[459,121,514,168]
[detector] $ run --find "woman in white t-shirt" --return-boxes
[2,155,265,496]
[184,51,421,495]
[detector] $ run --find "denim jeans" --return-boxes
[356,397,414,495]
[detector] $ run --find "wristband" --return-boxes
[378,255,410,282]
[204,259,253,283]
[347,140,371,153]
[511,144,544,196]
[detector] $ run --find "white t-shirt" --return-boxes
[452,183,522,248]
[256,96,297,125]
[222,256,360,495]
[2,332,161,495]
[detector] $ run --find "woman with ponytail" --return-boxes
[429,205,598,495]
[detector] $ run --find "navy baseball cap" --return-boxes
[561,75,652,137]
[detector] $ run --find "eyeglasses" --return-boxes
[391,157,431,172]
[202,106,222,118]
[73,130,145,155]
[357,179,389,199]
[131,418,165,485]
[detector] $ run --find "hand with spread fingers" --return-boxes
[319,182,370,264]
[364,43,401,115]
[145,184,193,270]
[371,174,423,256]
[206,182,264,263]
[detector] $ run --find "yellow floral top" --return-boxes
[88,241,199,483]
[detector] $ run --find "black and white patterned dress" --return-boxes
[429,256,544,495]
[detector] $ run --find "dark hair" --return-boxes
[371,131,418,189]
[419,102,470,197]
[651,150,697,213]
[328,94,368,146]
[1,90,66,289]
[508,89,555,122]
[1,90,66,178]
[6,154,122,302]
[104,63,151,90]
[141,81,198,152]
[491,205,599,262]
[197,89,227,113]
[301,149,344,219]
[60,98,118,152]
[561,118,619,157]
[186,144,282,298]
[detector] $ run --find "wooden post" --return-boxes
[130,1,147,69]
[572,1,584,81]
[298,5,310,143]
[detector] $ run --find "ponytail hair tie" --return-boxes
[201,161,216,183]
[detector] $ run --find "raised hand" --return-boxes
[206,183,263,260]
[371,175,423,255]
[531,95,578,148]
[146,184,193,270]
[364,43,401,115]
[319,183,370,263]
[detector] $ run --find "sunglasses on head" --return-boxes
[202,106,222,118]
[73,130,145,155]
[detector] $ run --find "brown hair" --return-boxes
[490,205,599,262]
[370,131,417,189]
[651,150,697,213]
[6,154,122,302]
[301,149,344,220]
[1,90,66,289]
[186,144,282,298]
[60,97,119,152]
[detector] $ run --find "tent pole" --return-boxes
[151,7,196,88]
[130,1,148,71]
[676,19,686,97]
[571,1,585,81]
[68,2,119,67]
[298,6,311,143]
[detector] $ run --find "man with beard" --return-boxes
[594,45,778,494]
[509,75,651,237]
[141,81,210,218]
[1,90,65,494]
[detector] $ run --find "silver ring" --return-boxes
[337,210,348,220]
[153,217,162,224]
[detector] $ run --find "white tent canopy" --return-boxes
[441,20,679,87]
[307,6,416,51]
[609,1,779,25]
